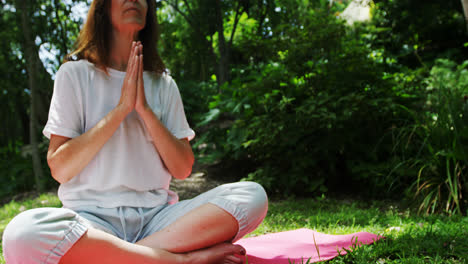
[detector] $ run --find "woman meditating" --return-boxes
[2,0,268,263]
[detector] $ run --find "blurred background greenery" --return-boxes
[1,0,467,215]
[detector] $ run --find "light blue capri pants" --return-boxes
[2,181,268,264]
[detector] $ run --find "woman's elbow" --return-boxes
[173,155,194,180]
[47,155,71,184]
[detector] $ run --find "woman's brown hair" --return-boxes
[64,0,166,76]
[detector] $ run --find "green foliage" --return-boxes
[0,144,33,198]
[0,139,57,201]
[1,0,467,217]
[0,0,85,197]
[391,59,468,215]
[197,9,402,196]
[190,0,468,213]
[371,0,467,67]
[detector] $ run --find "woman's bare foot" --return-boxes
[186,243,246,264]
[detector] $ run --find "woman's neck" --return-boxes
[108,29,139,72]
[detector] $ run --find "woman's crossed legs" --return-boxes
[2,182,268,264]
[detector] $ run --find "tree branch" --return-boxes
[162,0,206,37]
[163,0,193,26]
[228,0,242,49]
[162,0,219,81]
[181,0,196,23]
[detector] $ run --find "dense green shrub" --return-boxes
[391,59,468,214]
[0,140,56,201]
[195,10,406,196]
[371,0,467,67]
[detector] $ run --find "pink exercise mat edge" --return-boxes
[236,228,384,264]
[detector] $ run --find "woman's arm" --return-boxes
[47,105,129,184]
[137,106,194,180]
[133,47,194,180]
[47,42,141,184]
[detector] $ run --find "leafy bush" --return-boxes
[0,139,56,201]
[196,10,405,196]
[392,59,468,214]
[371,0,467,67]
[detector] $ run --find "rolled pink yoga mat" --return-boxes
[236,228,383,264]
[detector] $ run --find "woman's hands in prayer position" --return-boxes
[118,41,149,115]
[118,40,195,180]
[47,40,193,184]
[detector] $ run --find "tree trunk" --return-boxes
[461,0,468,34]
[163,0,241,85]
[214,0,229,87]
[13,91,30,144]
[162,0,220,83]
[15,0,45,192]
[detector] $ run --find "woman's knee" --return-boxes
[224,181,268,211]
[3,208,47,259]
[236,181,268,214]
[2,207,86,263]
[217,182,268,221]
[216,181,268,241]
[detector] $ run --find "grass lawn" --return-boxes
[0,193,466,263]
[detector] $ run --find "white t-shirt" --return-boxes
[43,59,195,209]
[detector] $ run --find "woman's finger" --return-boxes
[134,54,139,82]
[126,45,135,78]
[128,41,136,70]
[136,43,143,85]
[139,54,143,80]
[129,46,139,80]
[136,54,143,93]
[134,41,140,56]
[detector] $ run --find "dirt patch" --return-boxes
[169,161,238,200]
[170,163,247,200]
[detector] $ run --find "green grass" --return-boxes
[249,197,468,263]
[0,194,466,263]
